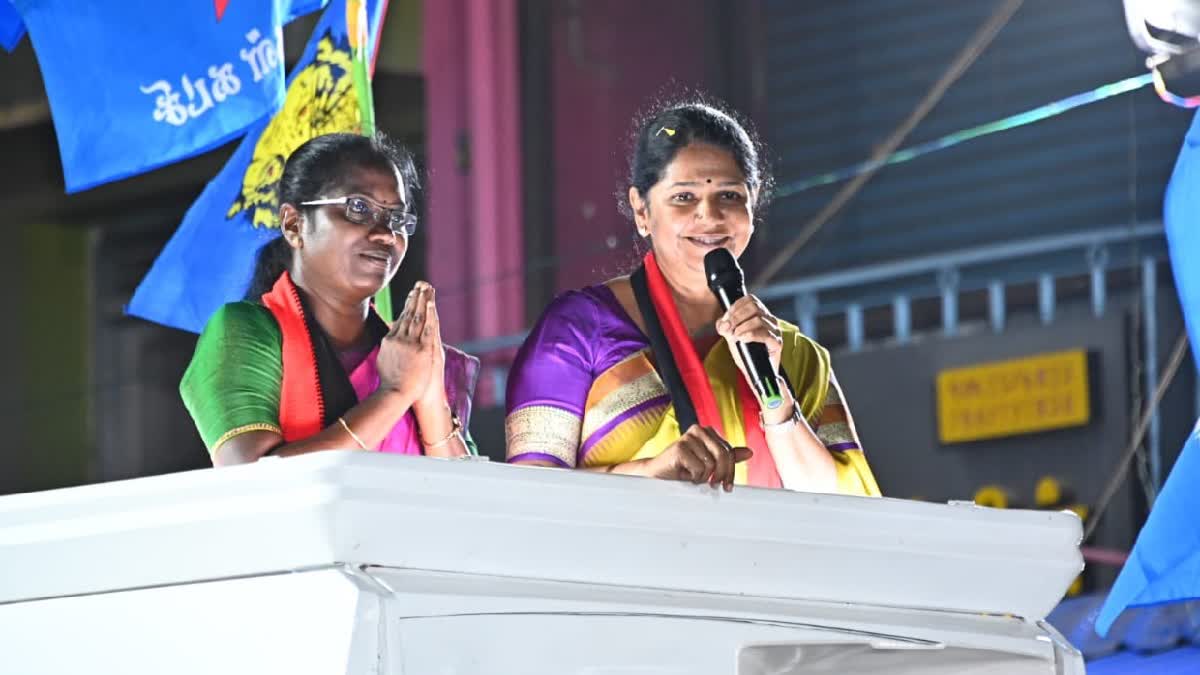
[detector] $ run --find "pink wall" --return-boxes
[423,0,524,344]
[421,1,732,407]
[424,0,724,346]
[547,1,717,293]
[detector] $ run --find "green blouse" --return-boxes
[181,302,284,451]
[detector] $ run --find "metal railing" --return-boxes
[756,222,1165,347]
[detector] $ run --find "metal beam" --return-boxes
[847,304,864,352]
[893,295,911,344]
[757,223,1163,300]
[1142,257,1162,496]
[1038,274,1055,325]
[988,281,1005,333]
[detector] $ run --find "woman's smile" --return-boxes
[683,233,732,251]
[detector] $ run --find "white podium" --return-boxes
[0,451,1083,674]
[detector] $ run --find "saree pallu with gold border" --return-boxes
[504,284,880,495]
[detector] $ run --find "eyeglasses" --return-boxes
[300,195,417,237]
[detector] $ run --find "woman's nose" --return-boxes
[367,223,401,246]
[696,196,723,222]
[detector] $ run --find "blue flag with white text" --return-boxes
[127,0,386,333]
[9,0,326,192]
[1096,109,1200,635]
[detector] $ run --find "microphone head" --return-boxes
[704,247,743,293]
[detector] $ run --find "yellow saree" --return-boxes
[505,285,879,495]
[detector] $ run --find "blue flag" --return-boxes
[1165,112,1200,371]
[127,0,386,333]
[1096,109,1200,635]
[10,0,325,192]
[283,0,332,23]
[0,1,24,52]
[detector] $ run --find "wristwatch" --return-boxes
[759,402,802,430]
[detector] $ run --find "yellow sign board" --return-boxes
[936,349,1090,443]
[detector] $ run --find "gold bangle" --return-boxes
[338,417,369,450]
[421,411,462,449]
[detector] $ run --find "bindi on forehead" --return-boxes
[341,168,407,208]
[665,165,746,187]
[667,179,747,189]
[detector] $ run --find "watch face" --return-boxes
[759,403,801,429]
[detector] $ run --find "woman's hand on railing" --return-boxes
[644,425,753,491]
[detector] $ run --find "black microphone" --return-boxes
[704,248,784,410]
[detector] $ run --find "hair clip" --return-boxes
[656,126,676,137]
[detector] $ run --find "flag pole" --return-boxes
[347,0,392,321]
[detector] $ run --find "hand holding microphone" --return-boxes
[705,248,785,410]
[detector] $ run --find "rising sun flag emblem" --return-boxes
[227,34,359,228]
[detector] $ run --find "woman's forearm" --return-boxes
[412,393,469,458]
[215,389,419,465]
[507,448,657,476]
[762,385,839,493]
[274,389,419,457]
[581,458,659,476]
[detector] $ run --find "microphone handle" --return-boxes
[716,287,785,410]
